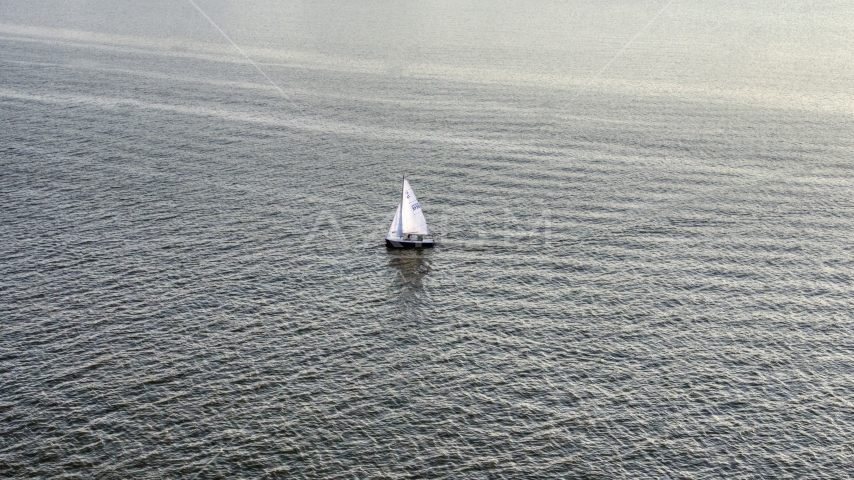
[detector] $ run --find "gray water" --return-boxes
[2,1,853,477]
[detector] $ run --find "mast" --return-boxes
[397,174,405,237]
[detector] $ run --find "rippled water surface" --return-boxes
[2,1,853,477]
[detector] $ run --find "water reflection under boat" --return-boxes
[387,248,431,292]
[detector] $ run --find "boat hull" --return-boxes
[386,237,434,249]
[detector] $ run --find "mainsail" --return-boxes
[387,177,430,237]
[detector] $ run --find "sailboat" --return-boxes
[386,176,434,248]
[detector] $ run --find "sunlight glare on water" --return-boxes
[1,0,853,477]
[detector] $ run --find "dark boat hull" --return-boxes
[386,239,435,249]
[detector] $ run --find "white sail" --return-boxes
[387,205,402,238]
[399,178,430,235]
[385,176,434,248]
